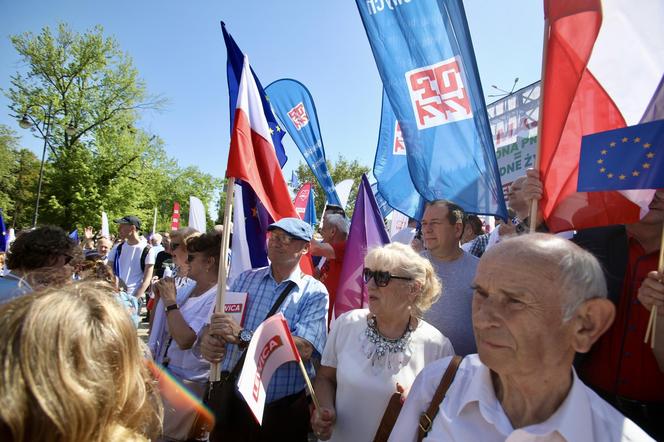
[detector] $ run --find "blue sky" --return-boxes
[0,0,543,183]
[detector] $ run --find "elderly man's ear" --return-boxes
[571,298,616,353]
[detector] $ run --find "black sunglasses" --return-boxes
[362,268,413,287]
[187,254,196,263]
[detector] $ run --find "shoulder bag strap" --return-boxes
[227,280,298,376]
[417,355,463,442]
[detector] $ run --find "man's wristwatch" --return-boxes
[238,329,253,348]
[165,303,178,313]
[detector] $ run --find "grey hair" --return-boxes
[364,242,441,317]
[558,245,608,321]
[324,213,349,236]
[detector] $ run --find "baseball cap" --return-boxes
[114,215,141,230]
[267,218,313,242]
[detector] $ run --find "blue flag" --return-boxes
[0,209,7,252]
[265,79,341,206]
[290,170,300,189]
[356,0,507,219]
[370,182,394,219]
[69,229,79,243]
[578,119,664,192]
[373,89,426,219]
[303,187,317,226]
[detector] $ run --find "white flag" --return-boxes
[188,196,206,233]
[101,212,110,238]
[237,313,300,424]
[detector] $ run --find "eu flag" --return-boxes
[578,120,664,192]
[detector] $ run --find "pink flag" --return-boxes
[237,313,300,424]
[293,183,312,220]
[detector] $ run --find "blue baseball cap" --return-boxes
[267,218,313,242]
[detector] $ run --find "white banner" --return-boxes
[487,81,540,193]
[101,211,110,238]
[335,179,354,209]
[188,196,206,233]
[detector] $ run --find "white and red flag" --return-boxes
[226,56,299,222]
[539,0,664,232]
[170,201,180,231]
[293,183,313,220]
[237,313,300,424]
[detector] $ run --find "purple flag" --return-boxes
[335,174,390,318]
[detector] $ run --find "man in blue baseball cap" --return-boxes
[200,217,328,441]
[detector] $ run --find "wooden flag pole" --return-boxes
[529,17,550,233]
[644,222,664,348]
[296,356,321,411]
[210,177,235,382]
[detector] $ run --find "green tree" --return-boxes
[5,23,165,230]
[0,125,20,215]
[295,155,370,219]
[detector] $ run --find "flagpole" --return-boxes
[644,222,664,348]
[210,177,235,382]
[529,17,550,233]
[295,354,320,411]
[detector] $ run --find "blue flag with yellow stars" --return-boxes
[578,119,664,192]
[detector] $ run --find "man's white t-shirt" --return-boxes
[108,240,156,296]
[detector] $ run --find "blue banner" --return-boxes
[373,89,426,220]
[578,120,664,191]
[370,182,394,219]
[303,187,318,226]
[265,79,341,206]
[356,0,507,219]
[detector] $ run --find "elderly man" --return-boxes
[310,212,348,323]
[420,200,478,356]
[389,234,652,441]
[200,217,328,442]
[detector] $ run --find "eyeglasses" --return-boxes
[268,231,295,245]
[362,268,413,287]
[171,242,181,250]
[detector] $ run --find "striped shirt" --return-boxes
[223,265,329,402]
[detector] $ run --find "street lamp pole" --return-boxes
[19,103,53,228]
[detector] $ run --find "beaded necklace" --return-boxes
[361,314,415,374]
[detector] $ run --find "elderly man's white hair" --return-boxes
[487,233,607,321]
[324,213,349,236]
[150,233,162,245]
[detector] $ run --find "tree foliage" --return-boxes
[295,155,370,219]
[4,24,221,232]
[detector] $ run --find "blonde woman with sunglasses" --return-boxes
[311,242,455,442]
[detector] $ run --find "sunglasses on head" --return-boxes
[362,268,413,287]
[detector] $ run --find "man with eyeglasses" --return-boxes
[0,226,77,303]
[200,217,329,442]
[420,200,479,356]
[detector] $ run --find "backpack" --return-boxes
[114,242,152,274]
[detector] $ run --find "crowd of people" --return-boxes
[0,172,662,441]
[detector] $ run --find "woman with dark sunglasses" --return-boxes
[311,242,455,442]
[147,231,220,441]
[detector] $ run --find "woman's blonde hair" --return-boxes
[0,282,162,441]
[364,242,442,317]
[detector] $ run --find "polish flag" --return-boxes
[237,313,301,424]
[226,56,299,222]
[539,0,663,232]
